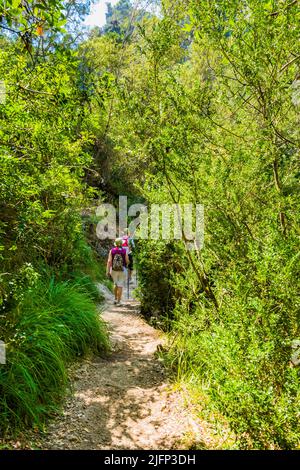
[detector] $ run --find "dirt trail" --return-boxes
[38,281,201,450]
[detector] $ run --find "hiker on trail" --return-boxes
[122,228,135,283]
[106,238,129,306]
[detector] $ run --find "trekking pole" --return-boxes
[127,269,129,300]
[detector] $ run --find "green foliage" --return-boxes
[1,0,300,449]
[0,276,109,434]
[0,0,66,34]
[102,0,151,39]
[0,35,110,309]
[166,299,300,449]
[136,240,178,323]
[0,5,111,439]
[90,0,300,448]
[67,273,104,303]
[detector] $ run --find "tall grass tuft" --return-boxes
[0,276,109,435]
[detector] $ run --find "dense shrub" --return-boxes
[0,276,109,435]
[136,240,179,322]
[100,0,300,449]
[137,233,300,449]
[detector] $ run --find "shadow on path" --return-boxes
[38,283,196,450]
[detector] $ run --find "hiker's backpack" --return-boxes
[112,251,124,271]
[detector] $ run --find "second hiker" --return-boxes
[122,228,135,283]
[106,238,129,306]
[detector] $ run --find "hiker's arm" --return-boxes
[106,251,112,275]
[125,253,129,267]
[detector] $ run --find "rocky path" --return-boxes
[37,280,202,450]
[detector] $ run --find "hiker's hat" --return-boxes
[114,238,123,247]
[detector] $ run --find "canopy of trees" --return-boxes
[0,0,299,449]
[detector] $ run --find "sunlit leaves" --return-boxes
[0,0,65,34]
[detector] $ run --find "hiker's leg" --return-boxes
[110,271,119,304]
[114,285,118,300]
[115,271,125,303]
[117,287,122,302]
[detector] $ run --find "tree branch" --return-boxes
[270,0,298,17]
[280,54,300,73]
[16,84,54,96]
